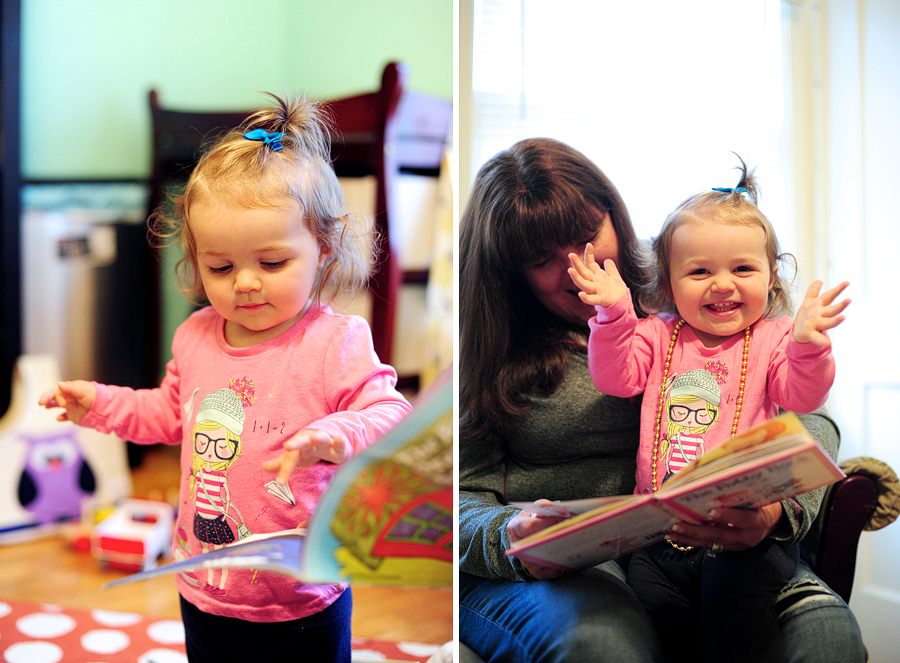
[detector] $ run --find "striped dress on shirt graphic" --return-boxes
[195,468,228,518]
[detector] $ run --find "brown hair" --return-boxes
[150,92,375,306]
[460,138,647,445]
[640,155,795,318]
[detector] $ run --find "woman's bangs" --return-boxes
[499,197,599,267]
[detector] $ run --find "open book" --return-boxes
[507,412,844,571]
[105,370,452,589]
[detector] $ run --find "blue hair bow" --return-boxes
[243,128,285,151]
[711,186,747,194]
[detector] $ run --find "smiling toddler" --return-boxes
[567,156,850,663]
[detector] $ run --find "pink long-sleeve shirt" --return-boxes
[82,303,412,622]
[588,295,835,495]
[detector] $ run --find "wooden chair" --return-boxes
[320,62,406,372]
[147,63,451,387]
[147,91,247,224]
[802,458,898,602]
[802,473,878,602]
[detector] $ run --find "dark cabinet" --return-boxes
[0,0,20,415]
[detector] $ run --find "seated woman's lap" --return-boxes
[459,563,663,663]
[460,561,866,663]
[778,560,867,663]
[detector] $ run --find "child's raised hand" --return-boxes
[261,430,351,486]
[37,380,97,424]
[567,243,627,308]
[793,280,851,347]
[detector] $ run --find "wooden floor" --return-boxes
[0,444,453,645]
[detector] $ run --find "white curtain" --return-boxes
[788,4,900,658]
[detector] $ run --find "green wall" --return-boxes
[21,0,453,180]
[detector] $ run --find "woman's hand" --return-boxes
[793,280,851,347]
[37,380,97,424]
[261,430,350,486]
[507,499,568,579]
[567,243,628,308]
[667,502,783,552]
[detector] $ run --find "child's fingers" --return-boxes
[567,267,594,293]
[263,432,350,487]
[43,381,89,408]
[828,315,847,329]
[583,242,595,268]
[277,451,300,485]
[278,451,300,486]
[309,434,349,465]
[566,260,586,282]
[567,251,585,271]
[805,280,850,307]
[602,259,621,281]
[567,257,592,289]
[261,449,301,486]
[816,314,847,332]
[568,252,597,280]
[284,431,349,465]
[56,381,77,401]
[802,280,824,303]
[42,383,77,408]
[326,436,351,464]
[284,430,331,452]
[823,297,851,319]
[818,281,850,305]
[260,453,282,472]
[37,388,61,408]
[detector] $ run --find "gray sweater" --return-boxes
[459,346,838,582]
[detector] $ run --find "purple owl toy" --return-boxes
[17,430,96,524]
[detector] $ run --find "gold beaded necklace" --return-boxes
[653,319,751,551]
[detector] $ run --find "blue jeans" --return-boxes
[460,563,663,663]
[778,563,867,663]
[459,560,866,663]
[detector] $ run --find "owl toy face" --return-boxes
[17,431,96,524]
[26,434,81,472]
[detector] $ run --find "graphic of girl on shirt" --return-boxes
[188,386,246,596]
[660,368,723,483]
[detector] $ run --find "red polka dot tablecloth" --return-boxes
[0,599,440,662]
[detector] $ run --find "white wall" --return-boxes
[787,1,900,659]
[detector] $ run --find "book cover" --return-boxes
[507,412,844,570]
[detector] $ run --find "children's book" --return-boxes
[105,370,453,589]
[506,412,844,571]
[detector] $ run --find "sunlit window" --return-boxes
[471,0,791,247]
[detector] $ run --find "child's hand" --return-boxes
[37,380,97,424]
[261,430,351,486]
[567,243,628,308]
[793,280,851,347]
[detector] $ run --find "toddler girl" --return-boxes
[567,157,850,663]
[39,93,412,663]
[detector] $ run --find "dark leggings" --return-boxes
[627,540,798,663]
[179,587,352,663]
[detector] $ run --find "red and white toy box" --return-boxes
[91,498,174,572]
